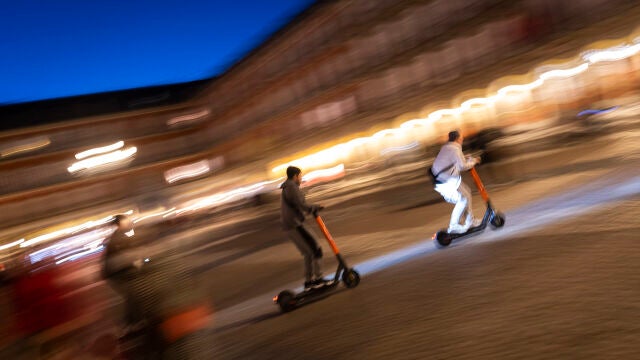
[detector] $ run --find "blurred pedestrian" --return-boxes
[101,214,213,359]
[102,214,146,328]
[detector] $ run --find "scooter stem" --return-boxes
[315,215,341,255]
[470,167,490,203]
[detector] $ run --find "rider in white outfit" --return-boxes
[431,131,481,233]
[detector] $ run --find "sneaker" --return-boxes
[304,278,328,289]
[464,213,482,227]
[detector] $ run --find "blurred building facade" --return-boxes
[0,0,639,231]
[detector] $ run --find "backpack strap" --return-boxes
[431,163,455,183]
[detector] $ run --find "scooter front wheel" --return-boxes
[276,290,296,312]
[435,231,452,247]
[342,269,360,289]
[490,212,506,229]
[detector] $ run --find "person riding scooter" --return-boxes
[431,130,482,234]
[280,166,328,290]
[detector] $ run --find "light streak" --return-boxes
[0,239,25,251]
[380,142,420,156]
[75,141,124,160]
[583,43,640,63]
[1,137,51,158]
[68,146,137,173]
[134,208,176,224]
[302,164,346,185]
[496,79,544,96]
[539,63,589,80]
[176,180,279,215]
[167,109,211,126]
[55,245,104,265]
[165,160,211,183]
[20,214,121,248]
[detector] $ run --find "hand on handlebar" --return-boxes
[467,156,481,166]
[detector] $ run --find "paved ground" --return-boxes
[211,195,640,359]
[206,155,640,359]
[2,127,639,359]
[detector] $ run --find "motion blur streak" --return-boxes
[538,63,589,80]
[302,164,346,187]
[271,145,350,175]
[496,79,544,95]
[583,43,640,63]
[166,109,211,127]
[0,239,25,251]
[28,227,113,264]
[134,207,176,224]
[74,141,124,160]
[164,160,211,183]
[577,107,619,117]
[0,137,51,158]
[380,142,420,156]
[19,215,117,248]
[55,245,104,265]
[460,96,498,110]
[270,35,640,175]
[67,146,137,173]
[176,179,284,215]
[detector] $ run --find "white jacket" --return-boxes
[432,142,476,187]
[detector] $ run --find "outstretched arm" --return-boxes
[454,146,478,171]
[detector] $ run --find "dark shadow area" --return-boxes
[395,197,443,212]
[212,311,283,334]
[0,79,210,131]
[213,285,351,334]
[192,238,288,274]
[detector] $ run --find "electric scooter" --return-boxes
[274,208,360,312]
[434,167,505,247]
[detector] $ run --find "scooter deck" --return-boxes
[434,203,505,247]
[438,223,486,240]
[275,280,340,312]
[296,280,339,299]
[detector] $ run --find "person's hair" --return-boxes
[286,166,301,179]
[113,214,128,226]
[448,130,461,142]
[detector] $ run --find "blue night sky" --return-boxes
[0,0,314,105]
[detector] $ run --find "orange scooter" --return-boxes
[274,208,360,312]
[434,167,505,247]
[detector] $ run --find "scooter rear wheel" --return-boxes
[435,231,452,247]
[490,212,506,229]
[276,290,296,312]
[342,269,360,289]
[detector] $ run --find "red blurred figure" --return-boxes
[6,254,100,359]
[11,257,78,337]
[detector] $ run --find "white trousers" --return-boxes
[435,180,474,228]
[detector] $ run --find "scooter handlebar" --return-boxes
[311,206,325,217]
